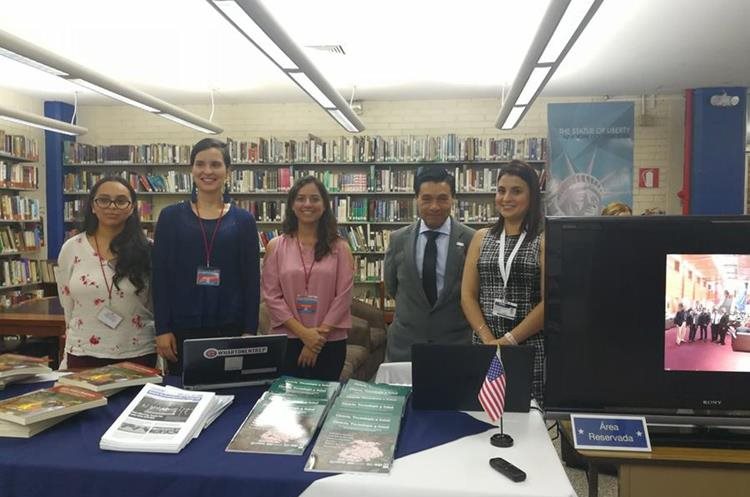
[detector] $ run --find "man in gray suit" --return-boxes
[384,167,475,362]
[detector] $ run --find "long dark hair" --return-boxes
[281,176,339,261]
[82,177,151,295]
[490,159,543,242]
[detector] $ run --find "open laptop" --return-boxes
[182,335,287,390]
[411,344,534,412]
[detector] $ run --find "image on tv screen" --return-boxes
[665,254,750,373]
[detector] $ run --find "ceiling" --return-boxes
[679,254,750,288]
[0,0,748,106]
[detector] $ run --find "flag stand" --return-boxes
[490,417,514,447]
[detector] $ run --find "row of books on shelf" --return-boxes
[353,290,394,310]
[62,163,546,196]
[0,162,38,189]
[0,258,55,289]
[0,195,41,221]
[354,256,383,282]
[64,197,498,226]
[456,165,548,192]
[256,226,392,254]
[63,171,189,194]
[63,135,548,165]
[228,134,547,163]
[0,130,40,161]
[64,199,153,223]
[339,225,391,253]
[0,225,42,254]
[63,142,192,165]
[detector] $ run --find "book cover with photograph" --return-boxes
[57,361,162,392]
[226,393,327,455]
[0,385,106,425]
[305,410,401,474]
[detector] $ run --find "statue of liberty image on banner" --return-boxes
[546,102,634,216]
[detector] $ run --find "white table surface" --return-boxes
[301,408,577,497]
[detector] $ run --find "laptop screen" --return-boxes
[411,344,534,412]
[182,334,287,390]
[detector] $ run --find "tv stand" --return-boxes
[649,425,750,449]
[561,421,750,497]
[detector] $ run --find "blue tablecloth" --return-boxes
[0,378,493,497]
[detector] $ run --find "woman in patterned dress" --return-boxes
[56,177,155,369]
[460,160,545,405]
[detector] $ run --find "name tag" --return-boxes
[492,299,518,320]
[196,266,221,286]
[571,414,651,452]
[296,295,319,314]
[97,306,124,329]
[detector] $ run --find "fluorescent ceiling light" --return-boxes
[501,107,526,130]
[289,72,335,109]
[539,0,597,64]
[158,113,218,134]
[516,66,552,106]
[207,0,364,133]
[328,109,358,133]
[0,27,222,134]
[495,0,603,130]
[212,0,298,71]
[0,104,87,136]
[0,46,68,76]
[69,79,159,112]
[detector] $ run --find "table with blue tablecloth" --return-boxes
[0,379,575,497]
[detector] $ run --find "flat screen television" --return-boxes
[544,215,750,435]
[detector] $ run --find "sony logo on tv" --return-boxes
[701,400,723,407]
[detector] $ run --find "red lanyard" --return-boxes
[296,237,316,293]
[195,203,226,267]
[93,235,114,302]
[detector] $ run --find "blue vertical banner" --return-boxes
[546,102,634,216]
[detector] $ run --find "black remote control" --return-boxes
[489,457,527,482]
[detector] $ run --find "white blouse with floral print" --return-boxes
[55,233,155,359]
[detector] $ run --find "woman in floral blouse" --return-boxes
[56,177,155,368]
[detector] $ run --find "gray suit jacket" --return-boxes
[384,217,476,362]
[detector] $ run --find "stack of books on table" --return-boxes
[99,384,233,453]
[0,385,106,438]
[225,376,339,455]
[0,353,52,389]
[56,361,163,396]
[305,379,410,474]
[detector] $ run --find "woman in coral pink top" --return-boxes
[262,176,354,381]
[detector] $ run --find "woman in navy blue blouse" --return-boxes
[152,138,260,373]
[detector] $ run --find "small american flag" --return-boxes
[478,347,506,422]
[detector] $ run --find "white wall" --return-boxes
[0,88,48,257]
[77,94,685,215]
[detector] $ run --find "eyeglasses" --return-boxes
[93,197,132,209]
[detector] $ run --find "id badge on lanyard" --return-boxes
[492,230,525,321]
[93,236,124,329]
[296,238,318,315]
[196,266,221,286]
[296,294,319,314]
[195,203,225,287]
[97,306,124,329]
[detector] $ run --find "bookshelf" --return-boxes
[61,135,548,309]
[0,131,53,308]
